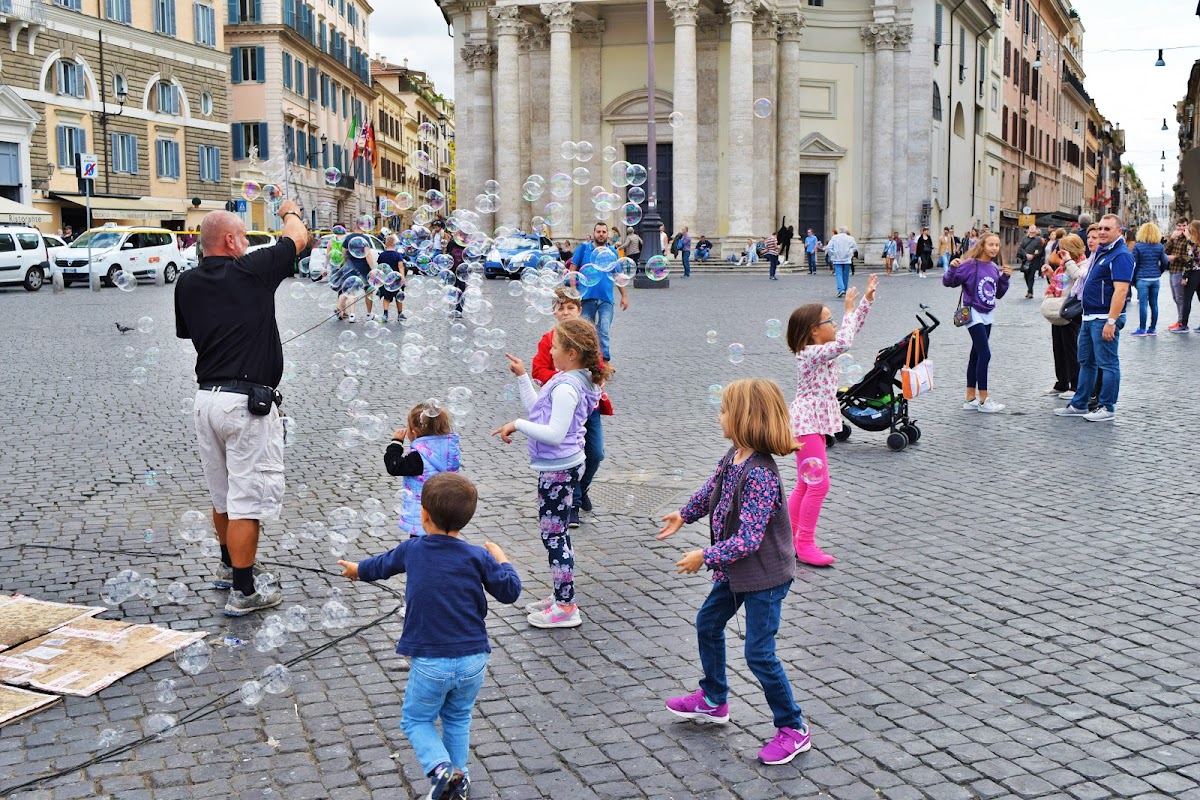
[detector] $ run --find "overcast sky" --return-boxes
[370,0,1200,198]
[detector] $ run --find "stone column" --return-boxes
[753,10,779,236]
[518,23,535,225]
[462,42,496,217]
[862,23,896,248]
[526,24,551,198]
[450,9,471,206]
[775,13,805,240]
[576,19,606,237]
[490,5,523,230]
[890,25,914,236]
[696,13,721,247]
[667,0,699,239]
[725,0,755,244]
[541,2,575,237]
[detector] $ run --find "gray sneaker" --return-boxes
[223,587,283,617]
[211,563,264,589]
[1053,405,1089,417]
[1083,408,1115,422]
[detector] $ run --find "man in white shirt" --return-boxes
[825,227,858,298]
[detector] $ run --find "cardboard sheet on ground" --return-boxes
[0,617,207,697]
[0,595,106,652]
[0,684,59,727]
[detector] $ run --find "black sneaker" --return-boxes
[580,493,593,512]
[427,765,464,800]
[568,507,580,528]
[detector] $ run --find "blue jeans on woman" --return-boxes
[401,652,489,779]
[833,263,852,294]
[1135,277,1160,331]
[1069,316,1124,412]
[696,579,804,730]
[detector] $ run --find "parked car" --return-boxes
[484,234,550,278]
[181,231,276,270]
[0,225,51,291]
[55,226,181,287]
[306,232,385,282]
[42,233,68,260]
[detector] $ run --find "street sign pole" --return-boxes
[77,153,99,292]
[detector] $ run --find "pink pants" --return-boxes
[787,434,830,545]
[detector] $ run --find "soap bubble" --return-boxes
[320,600,351,629]
[101,570,140,605]
[728,343,746,364]
[142,527,155,543]
[114,270,137,292]
[671,469,684,481]
[338,330,358,351]
[261,663,292,694]
[707,384,723,406]
[336,377,359,402]
[834,353,856,371]
[572,166,590,185]
[426,189,446,211]
[144,346,160,365]
[318,200,335,215]
[842,365,865,384]
[706,330,718,344]
[468,350,490,373]
[145,713,177,737]
[156,678,177,704]
[603,145,617,162]
[646,255,670,281]
[753,97,773,118]
[560,140,578,160]
[136,576,158,601]
[668,112,684,128]
[240,680,264,707]
[324,166,342,185]
[332,224,347,236]
[395,191,414,210]
[550,173,573,198]
[611,161,630,187]
[143,469,158,486]
[347,237,368,259]
[765,319,783,338]
[626,163,647,186]
[136,315,154,333]
[123,346,136,359]
[522,181,544,202]
[576,141,594,162]
[242,181,261,201]
[355,213,375,233]
[174,639,210,675]
[328,248,345,267]
[253,572,278,595]
[621,203,642,226]
[164,581,188,604]
[799,457,826,485]
[199,537,221,559]
[283,605,310,632]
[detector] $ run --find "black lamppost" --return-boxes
[634,0,668,289]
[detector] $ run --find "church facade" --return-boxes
[440,0,1000,256]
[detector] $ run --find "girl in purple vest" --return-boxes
[385,400,461,538]
[658,379,811,766]
[492,318,610,630]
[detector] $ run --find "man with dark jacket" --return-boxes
[1018,225,1046,298]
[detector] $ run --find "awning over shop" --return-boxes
[52,194,184,221]
[0,197,51,224]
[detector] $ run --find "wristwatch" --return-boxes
[1105,318,1117,326]
[282,211,302,222]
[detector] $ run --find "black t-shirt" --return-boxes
[175,238,297,387]
[377,250,402,271]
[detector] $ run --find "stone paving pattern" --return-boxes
[1,267,1198,800]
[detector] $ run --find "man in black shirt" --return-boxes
[175,202,309,616]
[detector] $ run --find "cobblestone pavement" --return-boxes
[1,268,1199,800]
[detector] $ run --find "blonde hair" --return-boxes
[1135,223,1162,244]
[720,379,801,456]
[1059,234,1085,261]
[554,318,614,386]
[964,232,1002,264]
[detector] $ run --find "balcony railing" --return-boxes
[0,0,47,24]
[333,173,355,191]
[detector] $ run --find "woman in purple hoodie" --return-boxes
[943,233,1013,413]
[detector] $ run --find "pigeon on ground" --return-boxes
[115,322,134,334]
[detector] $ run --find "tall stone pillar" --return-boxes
[725,0,755,245]
[775,13,805,240]
[541,2,575,237]
[449,8,471,207]
[696,13,721,245]
[890,26,914,236]
[862,23,897,249]
[462,42,496,221]
[577,19,606,237]
[752,10,779,236]
[491,5,523,230]
[518,23,535,226]
[525,24,551,204]
[667,0,699,239]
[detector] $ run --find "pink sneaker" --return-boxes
[795,544,836,566]
[758,725,811,764]
[664,688,730,724]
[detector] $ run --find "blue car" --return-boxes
[484,234,548,279]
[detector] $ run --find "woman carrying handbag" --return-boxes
[943,233,1012,413]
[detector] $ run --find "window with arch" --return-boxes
[55,59,85,98]
[200,92,213,116]
[932,83,943,121]
[953,103,966,138]
[157,81,180,115]
[113,73,128,102]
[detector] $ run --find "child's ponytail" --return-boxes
[554,318,614,386]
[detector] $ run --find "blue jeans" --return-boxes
[401,652,489,778]
[940,253,950,273]
[573,409,604,507]
[581,298,615,360]
[1070,316,1124,412]
[834,263,851,294]
[767,253,779,278]
[695,249,709,261]
[806,251,817,273]
[696,580,803,730]
[681,249,691,276]
[1135,277,1160,331]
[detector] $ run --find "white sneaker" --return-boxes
[527,602,582,629]
[977,398,1005,413]
[1054,405,1088,416]
[1083,408,1115,422]
[962,399,980,411]
[524,595,554,614]
[1058,390,1076,400]
[347,314,356,323]
[1043,388,1063,395]
[365,313,376,321]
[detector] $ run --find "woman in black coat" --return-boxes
[915,227,934,277]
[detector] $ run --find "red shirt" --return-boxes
[532,329,613,415]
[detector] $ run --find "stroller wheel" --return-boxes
[824,434,835,448]
[886,431,909,451]
[900,424,921,444]
[834,423,851,442]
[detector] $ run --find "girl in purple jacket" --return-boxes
[492,318,611,630]
[944,233,1014,413]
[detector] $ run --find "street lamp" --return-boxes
[1032,50,1042,69]
[1162,118,1169,131]
[634,0,667,289]
[1155,49,1166,67]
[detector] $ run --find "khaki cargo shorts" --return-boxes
[193,389,285,520]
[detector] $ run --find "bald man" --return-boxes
[175,201,309,616]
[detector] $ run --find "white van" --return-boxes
[55,226,181,287]
[0,225,51,291]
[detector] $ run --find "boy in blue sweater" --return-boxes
[338,472,521,800]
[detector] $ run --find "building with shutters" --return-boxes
[0,0,231,232]
[225,0,377,230]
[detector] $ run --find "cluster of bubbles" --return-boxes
[100,569,162,605]
[124,316,165,384]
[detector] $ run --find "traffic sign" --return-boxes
[76,153,98,181]
[236,200,247,212]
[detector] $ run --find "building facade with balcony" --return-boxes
[1175,58,1199,221]
[0,0,231,232]
[225,0,377,231]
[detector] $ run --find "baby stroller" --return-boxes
[834,305,940,451]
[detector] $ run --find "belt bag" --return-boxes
[201,381,282,416]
